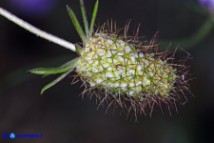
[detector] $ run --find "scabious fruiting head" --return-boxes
[76,33,177,99]
[74,25,189,118]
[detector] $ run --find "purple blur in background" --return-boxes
[8,0,58,17]
[198,0,214,12]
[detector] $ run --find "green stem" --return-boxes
[160,16,214,49]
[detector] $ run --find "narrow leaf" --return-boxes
[66,5,86,42]
[89,0,99,36]
[30,58,79,76]
[30,67,70,75]
[79,0,89,37]
[41,68,74,94]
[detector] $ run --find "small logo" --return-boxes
[2,132,43,139]
[9,133,16,139]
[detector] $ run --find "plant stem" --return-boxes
[178,17,214,48]
[160,16,214,50]
[0,7,76,52]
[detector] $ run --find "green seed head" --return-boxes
[76,33,178,100]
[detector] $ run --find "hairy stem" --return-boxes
[0,7,76,52]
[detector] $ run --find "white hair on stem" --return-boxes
[0,7,76,52]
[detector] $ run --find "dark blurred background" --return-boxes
[0,0,214,143]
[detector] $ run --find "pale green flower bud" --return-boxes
[76,33,178,100]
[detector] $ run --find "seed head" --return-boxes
[77,33,177,98]
[74,28,190,118]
